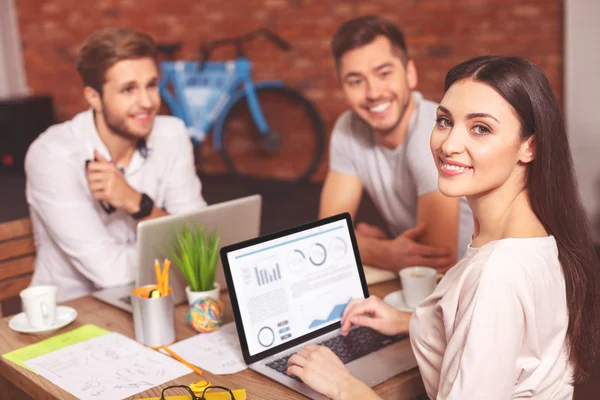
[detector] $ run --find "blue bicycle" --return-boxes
[156,29,325,182]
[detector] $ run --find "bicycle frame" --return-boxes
[158,57,285,150]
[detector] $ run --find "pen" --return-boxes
[85,159,116,214]
[162,346,204,375]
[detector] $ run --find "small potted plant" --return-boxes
[168,224,221,305]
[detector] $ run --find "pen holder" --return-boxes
[131,285,175,348]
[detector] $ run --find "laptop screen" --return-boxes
[222,214,368,363]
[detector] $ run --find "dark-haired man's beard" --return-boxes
[101,105,154,141]
[370,92,411,137]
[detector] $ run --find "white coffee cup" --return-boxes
[19,285,57,329]
[399,266,439,308]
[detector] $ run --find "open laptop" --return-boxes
[220,213,417,399]
[92,194,262,312]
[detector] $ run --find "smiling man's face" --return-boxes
[339,35,417,136]
[95,57,161,140]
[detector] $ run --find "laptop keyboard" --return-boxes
[265,326,408,382]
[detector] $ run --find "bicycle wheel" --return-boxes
[218,87,325,183]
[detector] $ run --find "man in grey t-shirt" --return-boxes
[319,16,474,271]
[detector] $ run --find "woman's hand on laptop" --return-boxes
[287,345,380,400]
[341,296,410,336]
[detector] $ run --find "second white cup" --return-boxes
[399,266,438,309]
[20,285,57,329]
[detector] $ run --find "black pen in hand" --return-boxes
[85,158,116,214]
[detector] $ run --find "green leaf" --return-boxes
[168,223,221,293]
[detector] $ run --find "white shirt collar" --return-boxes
[81,109,152,175]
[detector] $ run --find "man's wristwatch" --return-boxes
[131,193,154,220]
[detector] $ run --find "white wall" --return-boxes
[565,0,600,242]
[0,0,28,99]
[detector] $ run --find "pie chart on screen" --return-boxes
[309,243,327,266]
[329,237,347,259]
[258,327,275,347]
[287,249,306,273]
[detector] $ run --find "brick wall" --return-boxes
[15,0,562,181]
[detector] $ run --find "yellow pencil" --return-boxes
[163,258,171,295]
[154,259,162,295]
[162,346,203,375]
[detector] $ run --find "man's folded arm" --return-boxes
[26,148,137,288]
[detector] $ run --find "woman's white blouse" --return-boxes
[409,236,574,399]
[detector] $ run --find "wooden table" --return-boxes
[0,281,425,400]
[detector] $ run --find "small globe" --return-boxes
[187,297,224,333]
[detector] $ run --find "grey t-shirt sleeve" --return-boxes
[329,111,358,176]
[406,108,439,197]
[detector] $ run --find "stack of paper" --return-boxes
[2,324,110,372]
[3,324,192,400]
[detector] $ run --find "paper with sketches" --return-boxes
[23,332,191,400]
[2,324,110,372]
[166,322,247,375]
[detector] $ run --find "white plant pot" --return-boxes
[185,282,220,305]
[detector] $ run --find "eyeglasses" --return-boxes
[160,384,236,400]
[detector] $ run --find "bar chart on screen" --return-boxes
[254,263,282,286]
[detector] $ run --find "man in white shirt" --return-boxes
[25,28,206,301]
[320,16,473,271]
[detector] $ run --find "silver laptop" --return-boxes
[92,194,262,312]
[220,213,417,399]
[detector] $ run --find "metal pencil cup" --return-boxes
[131,285,175,348]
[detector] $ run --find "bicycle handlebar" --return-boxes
[198,28,291,71]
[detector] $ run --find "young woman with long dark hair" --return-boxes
[286,56,600,399]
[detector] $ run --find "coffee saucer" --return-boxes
[383,290,414,313]
[9,306,77,334]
